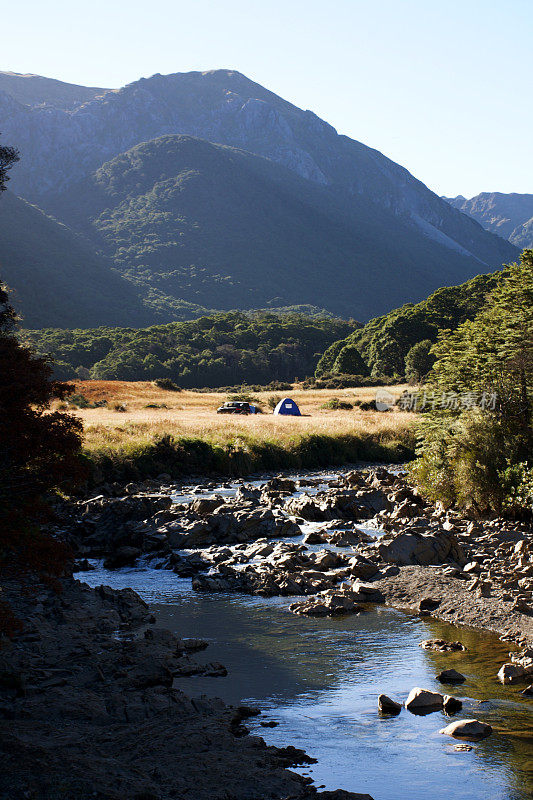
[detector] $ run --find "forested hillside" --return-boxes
[22,312,357,387]
[316,268,505,379]
[0,191,153,329]
[45,134,510,322]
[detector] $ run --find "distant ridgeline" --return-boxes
[316,267,506,379]
[21,312,357,388]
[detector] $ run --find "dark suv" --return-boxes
[216,401,251,415]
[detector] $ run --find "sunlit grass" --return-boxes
[55,381,416,477]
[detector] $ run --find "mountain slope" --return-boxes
[445,193,533,249]
[0,191,153,328]
[0,71,109,109]
[316,268,503,378]
[1,69,517,272]
[47,134,515,321]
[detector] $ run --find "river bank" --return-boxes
[0,571,373,800]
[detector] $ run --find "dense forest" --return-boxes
[412,250,532,514]
[22,312,357,388]
[316,267,505,379]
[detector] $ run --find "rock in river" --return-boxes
[378,694,402,715]
[405,687,444,713]
[498,663,528,684]
[420,639,466,652]
[436,669,466,684]
[440,719,492,740]
[442,695,463,715]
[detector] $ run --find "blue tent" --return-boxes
[273,397,301,416]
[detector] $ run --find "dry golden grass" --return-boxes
[58,380,415,453]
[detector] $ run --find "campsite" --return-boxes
[54,380,413,477]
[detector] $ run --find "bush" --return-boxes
[411,251,533,517]
[153,378,182,391]
[267,394,282,410]
[320,397,353,410]
[302,373,395,390]
[411,411,531,515]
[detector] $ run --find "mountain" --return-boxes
[0,69,518,325]
[0,71,109,109]
[445,193,533,249]
[47,134,517,320]
[0,190,154,328]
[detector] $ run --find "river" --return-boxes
[74,471,533,799]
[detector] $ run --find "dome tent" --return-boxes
[273,397,301,416]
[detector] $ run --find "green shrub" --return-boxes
[320,397,353,410]
[411,251,533,517]
[153,378,182,391]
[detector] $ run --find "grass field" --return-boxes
[62,381,417,480]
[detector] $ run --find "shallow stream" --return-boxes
[75,470,533,799]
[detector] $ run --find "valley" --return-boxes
[0,17,531,800]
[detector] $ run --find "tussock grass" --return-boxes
[60,381,416,481]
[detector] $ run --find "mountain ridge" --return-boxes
[46,133,516,321]
[1,69,516,266]
[0,70,109,109]
[444,192,533,249]
[0,68,519,328]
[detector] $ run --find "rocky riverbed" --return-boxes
[66,466,533,653]
[6,464,531,799]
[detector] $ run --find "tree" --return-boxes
[411,252,533,515]
[0,139,85,577]
[332,344,369,377]
[405,339,435,384]
[0,283,85,563]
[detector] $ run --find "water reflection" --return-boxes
[76,564,533,800]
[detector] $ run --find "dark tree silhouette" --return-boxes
[0,138,84,583]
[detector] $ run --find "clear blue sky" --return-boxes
[4,0,532,197]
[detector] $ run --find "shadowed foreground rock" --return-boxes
[0,574,370,800]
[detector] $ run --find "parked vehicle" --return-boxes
[217,401,252,414]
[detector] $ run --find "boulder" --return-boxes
[439,719,492,739]
[418,597,441,613]
[436,669,466,684]
[348,557,379,579]
[265,476,297,493]
[443,695,463,715]
[377,530,466,567]
[378,694,401,715]
[420,639,466,652]
[498,663,527,684]
[303,530,327,545]
[190,497,225,515]
[103,546,141,569]
[351,582,384,601]
[405,687,444,713]
[289,593,363,617]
